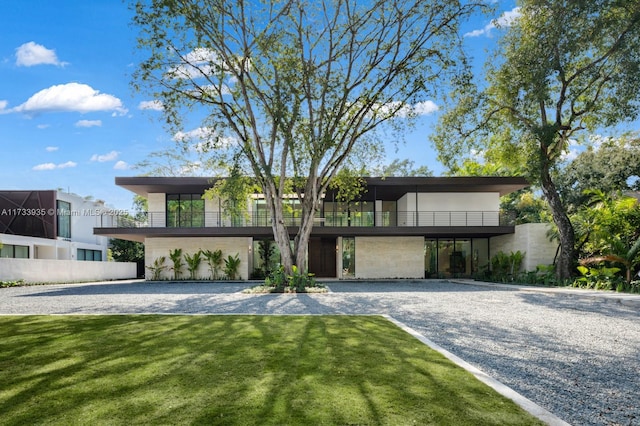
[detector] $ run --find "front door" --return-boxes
[308,237,336,277]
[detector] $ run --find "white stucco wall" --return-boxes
[354,236,424,279]
[490,223,557,271]
[397,192,499,226]
[0,233,107,261]
[0,258,137,283]
[145,236,251,280]
[147,193,166,227]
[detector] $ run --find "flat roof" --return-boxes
[115,176,529,199]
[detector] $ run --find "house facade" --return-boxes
[94,176,555,280]
[0,190,136,282]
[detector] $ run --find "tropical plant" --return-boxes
[146,256,167,280]
[574,265,624,291]
[264,265,318,293]
[169,248,184,280]
[258,240,277,277]
[184,251,203,280]
[490,251,525,281]
[202,249,224,280]
[223,254,241,280]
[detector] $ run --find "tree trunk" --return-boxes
[540,167,575,281]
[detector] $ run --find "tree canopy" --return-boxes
[432,0,640,280]
[132,0,480,274]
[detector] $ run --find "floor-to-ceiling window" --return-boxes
[166,194,205,228]
[425,237,488,278]
[342,237,355,277]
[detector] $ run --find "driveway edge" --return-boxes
[384,315,571,426]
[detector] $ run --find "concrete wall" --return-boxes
[145,236,251,280]
[490,223,557,271]
[354,236,424,279]
[0,233,108,261]
[0,258,137,283]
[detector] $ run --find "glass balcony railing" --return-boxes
[106,210,514,228]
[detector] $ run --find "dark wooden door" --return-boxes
[308,237,336,277]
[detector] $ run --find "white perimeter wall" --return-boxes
[490,223,557,271]
[0,258,137,283]
[354,236,424,279]
[145,236,251,280]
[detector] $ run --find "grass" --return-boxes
[0,315,544,425]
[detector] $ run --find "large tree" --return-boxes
[555,134,640,210]
[132,0,479,275]
[433,0,640,280]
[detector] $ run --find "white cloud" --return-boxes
[7,83,128,115]
[464,7,521,37]
[138,100,164,111]
[58,161,77,169]
[37,124,51,129]
[561,139,581,162]
[173,127,216,142]
[32,161,77,171]
[90,150,119,162]
[113,160,129,170]
[15,41,68,67]
[373,100,439,118]
[45,146,59,152]
[0,100,7,110]
[75,119,102,127]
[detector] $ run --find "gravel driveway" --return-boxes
[1,279,638,426]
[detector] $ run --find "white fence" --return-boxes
[0,258,137,283]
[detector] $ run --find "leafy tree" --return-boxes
[109,238,144,263]
[433,1,640,280]
[369,158,432,177]
[555,134,640,210]
[131,0,481,276]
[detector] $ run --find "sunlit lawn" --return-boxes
[0,315,543,425]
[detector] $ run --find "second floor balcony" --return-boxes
[107,210,514,229]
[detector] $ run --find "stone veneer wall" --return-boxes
[490,223,557,272]
[355,236,424,279]
[145,236,251,280]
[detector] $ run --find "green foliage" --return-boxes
[202,249,224,280]
[168,248,184,280]
[146,256,167,281]
[223,254,241,280]
[489,251,525,281]
[184,251,203,280]
[263,265,319,293]
[573,265,624,291]
[0,279,25,288]
[109,238,144,263]
[556,134,640,210]
[257,240,277,277]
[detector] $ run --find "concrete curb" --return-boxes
[384,315,571,426]
[449,279,640,307]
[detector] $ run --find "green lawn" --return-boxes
[0,315,544,425]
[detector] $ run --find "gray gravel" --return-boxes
[1,279,639,426]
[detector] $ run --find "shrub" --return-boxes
[223,254,241,280]
[184,251,203,280]
[202,249,224,280]
[169,248,184,280]
[146,256,167,280]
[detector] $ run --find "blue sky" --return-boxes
[0,1,519,211]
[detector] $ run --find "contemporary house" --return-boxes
[0,190,136,282]
[94,176,556,280]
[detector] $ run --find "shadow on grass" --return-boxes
[0,315,543,425]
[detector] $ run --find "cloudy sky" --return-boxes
[0,1,520,210]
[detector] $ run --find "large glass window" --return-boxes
[0,244,29,259]
[426,238,488,278]
[57,200,71,239]
[166,194,205,228]
[77,249,102,261]
[324,202,374,227]
[342,237,355,277]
